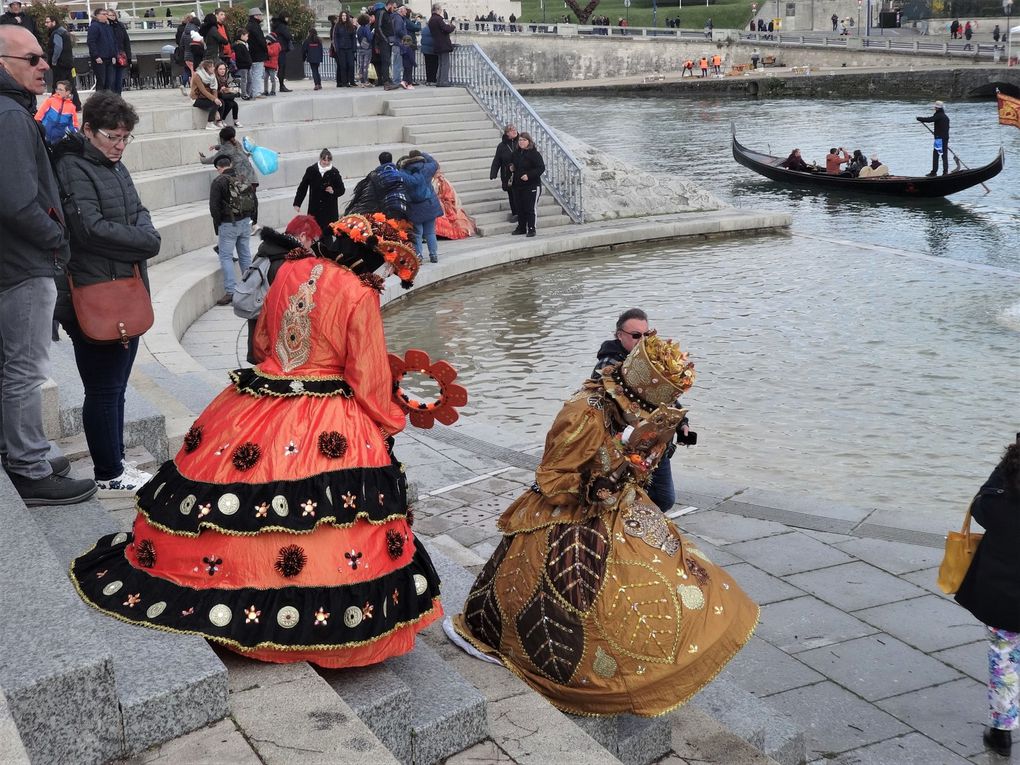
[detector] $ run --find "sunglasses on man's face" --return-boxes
[1,53,44,67]
[618,329,657,340]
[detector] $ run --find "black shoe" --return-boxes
[526,229,536,237]
[925,171,937,177]
[279,86,292,92]
[2,454,70,477]
[216,293,233,306]
[985,727,1012,757]
[8,472,97,506]
[511,227,526,235]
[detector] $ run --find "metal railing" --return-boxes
[739,30,1002,58]
[448,43,584,223]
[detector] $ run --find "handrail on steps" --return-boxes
[449,44,585,224]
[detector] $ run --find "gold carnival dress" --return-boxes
[454,336,759,717]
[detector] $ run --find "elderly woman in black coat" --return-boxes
[294,148,345,244]
[956,435,1020,757]
[52,92,160,498]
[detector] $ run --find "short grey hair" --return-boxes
[431,3,442,12]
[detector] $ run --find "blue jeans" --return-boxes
[0,277,57,479]
[248,61,265,98]
[218,218,252,294]
[93,60,116,90]
[112,65,125,94]
[647,457,675,513]
[66,325,139,480]
[413,218,438,262]
[391,44,403,84]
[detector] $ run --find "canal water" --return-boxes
[384,96,1020,527]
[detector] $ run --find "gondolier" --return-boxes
[917,100,950,177]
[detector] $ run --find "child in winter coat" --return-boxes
[234,29,253,100]
[302,28,324,90]
[398,35,416,90]
[264,32,281,95]
[35,80,79,144]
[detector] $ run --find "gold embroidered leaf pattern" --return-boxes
[597,560,679,663]
[545,518,610,614]
[463,537,511,649]
[516,588,583,684]
[275,263,323,372]
[495,541,543,617]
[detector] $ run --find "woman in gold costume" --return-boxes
[454,335,758,717]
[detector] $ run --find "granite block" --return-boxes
[677,510,790,546]
[797,633,961,701]
[933,641,987,683]
[765,681,909,760]
[444,739,514,764]
[671,705,779,765]
[426,534,487,567]
[757,596,877,653]
[691,677,805,765]
[784,560,928,612]
[717,636,825,697]
[426,545,478,612]
[386,639,488,764]
[725,532,855,577]
[572,715,671,765]
[0,691,30,765]
[722,563,805,606]
[228,661,397,765]
[805,732,973,765]
[317,662,412,763]
[0,476,123,765]
[33,501,229,754]
[875,678,988,757]
[833,537,945,575]
[854,594,986,652]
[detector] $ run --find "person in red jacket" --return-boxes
[263,31,281,95]
[34,80,79,144]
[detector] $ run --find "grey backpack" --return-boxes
[232,256,271,319]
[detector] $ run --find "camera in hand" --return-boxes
[677,429,698,446]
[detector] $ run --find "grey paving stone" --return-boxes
[677,510,790,546]
[797,633,962,701]
[691,677,805,765]
[113,719,261,765]
[717,636,825,697]
[833,537,945,575]
[675,474,748,503]
[414,495,467,517]
[573,715,671,765]
[447,524,494,548]
[766,681,910,759]
[901,567,944,595]
[933,642,988,683]
[436,505,502,527]
[805,732,973,765]
[854,595,986,653]
[736,488,873,525]
[228,660,398,765]
[799,529,857,544]
[386,639,488,764]
[470,540,499,560]
[412,513,460,537]
[876,678,988,758]
[426,547,478,616]
[440,485,502,506]
[0,692,29,765]
[427,534,487,567]
[683,535,740,566]
[469,476,523,495]
[726,532,855,577]
[33,502,229,755]
[444,739,515,764]
[670,705,783,765]
[722,563,806,606]
[756,596,877,653]
[784,561,928,612]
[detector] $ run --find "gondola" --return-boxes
[732,128,1004,198]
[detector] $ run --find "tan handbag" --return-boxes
[937,499,983,594]
[68,264,154,347]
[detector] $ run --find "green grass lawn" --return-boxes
[515,0,756,29]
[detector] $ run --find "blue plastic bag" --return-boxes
[242,137,279,175]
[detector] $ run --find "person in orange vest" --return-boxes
[699,56,709,77]
[682,58,694,77]
[712,53,722,74]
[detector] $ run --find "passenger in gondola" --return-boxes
[825,147,849,174]
[858,154,890,178]
[843,149,867,177]
[780,148,812,172]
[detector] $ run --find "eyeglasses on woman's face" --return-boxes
[95,128,135,146]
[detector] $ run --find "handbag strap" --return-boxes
[67,262,142,290]
[961,497,980,552]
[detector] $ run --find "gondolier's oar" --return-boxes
[917,121,991,193]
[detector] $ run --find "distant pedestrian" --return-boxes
[954,434,1020,759]
[35,80,79,144]
[245,7,267,100]
[699,55,709,76]
[428,3,455,86]
[87,8,117,92]
[490,123,518,222]
[356,13,372,85]
[420,17,438,84]
[0,1,36,36]
[682,58,694,76]
[831,12,838,31]
[712,53,722,74]
[510,132,544,238]
[263,32,281,96]
[303,27,324,90]
[234,29,252,100]
[209,154,254,305]
[294,148,345,244]
[106,9,131,94]
[398,34,415,89]
[397,149,442,263]
[270,12,293,91]
[333,10,357,87]
[994,24,1001,43]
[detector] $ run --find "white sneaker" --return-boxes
[205,123,219,130]
[122,461,153,486]
[96,467,152,498]
[234,121,243,128]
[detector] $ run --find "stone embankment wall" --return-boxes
[462,32,997,83]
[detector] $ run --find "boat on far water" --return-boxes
[732,128,1005,198]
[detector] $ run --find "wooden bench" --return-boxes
[762,55,778,66]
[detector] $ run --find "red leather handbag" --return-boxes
[68,264,154,347]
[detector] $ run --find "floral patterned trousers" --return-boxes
[988,626,1020,730]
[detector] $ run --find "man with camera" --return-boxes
[592,308,694,513]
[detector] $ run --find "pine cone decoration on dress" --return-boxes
[183,426,203,453]
[135,539,157,568]
[231,442,262,471]
[318,431,348,459]
[386,529,405,559]
[275,545,307,578]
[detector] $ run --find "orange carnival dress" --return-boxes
[71,255,442,667]
[433,171,477,240]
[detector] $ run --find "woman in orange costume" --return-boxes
[433,170,476,240]
[71,214,442,668]
[454,335,758,716]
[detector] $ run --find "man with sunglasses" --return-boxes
[0,26,97,506]
[592,308,691,513]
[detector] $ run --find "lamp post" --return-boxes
[856,0,862,34]
[751,1,757,31]
[1006,0,1014,66]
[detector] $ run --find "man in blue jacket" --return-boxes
[86,8,117,91]
[0,26,97,505]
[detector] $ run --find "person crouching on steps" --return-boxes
[510,131,544,238]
